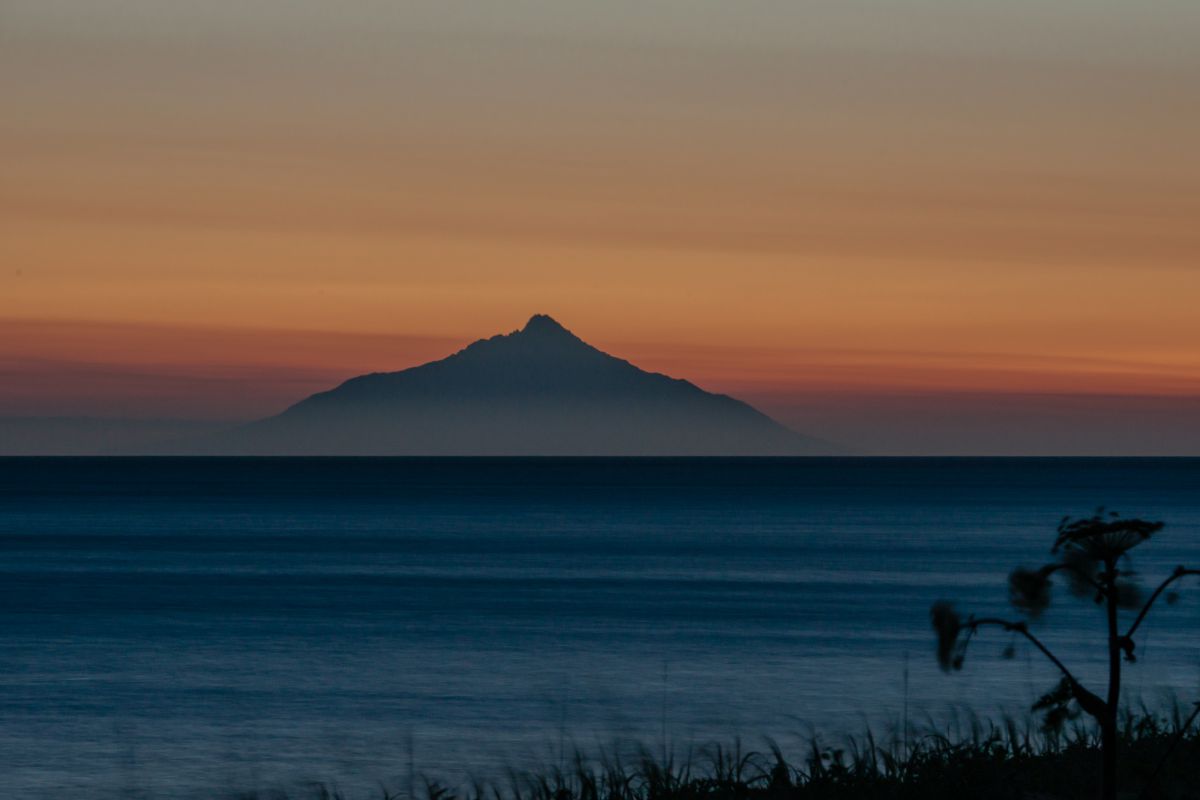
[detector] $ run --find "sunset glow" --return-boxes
[4,1,1199,452]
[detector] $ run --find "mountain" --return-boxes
[198,315,832,455]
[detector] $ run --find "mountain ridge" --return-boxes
[194,315,833,455]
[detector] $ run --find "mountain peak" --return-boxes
[521,314,571,337]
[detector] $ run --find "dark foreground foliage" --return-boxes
[929,510,1199,800]
[232,708,1200,800]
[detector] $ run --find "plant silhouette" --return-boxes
[930,509,1199,800]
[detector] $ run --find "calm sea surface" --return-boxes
[2,458,1199,797]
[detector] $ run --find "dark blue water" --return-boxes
[2,458,1200,797]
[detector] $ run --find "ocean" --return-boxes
[2,457,1199,797]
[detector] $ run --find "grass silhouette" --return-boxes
[228,706,1200,800]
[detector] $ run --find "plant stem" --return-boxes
[968,618,1104,715]
[1125,568,1200,640]
[1101,559,1120,800]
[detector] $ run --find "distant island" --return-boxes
[185,315,831,456]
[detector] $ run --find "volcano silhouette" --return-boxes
[203,315,831,455]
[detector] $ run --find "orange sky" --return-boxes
[3,2,1199,451]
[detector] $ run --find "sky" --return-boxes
[3,1,1199,453]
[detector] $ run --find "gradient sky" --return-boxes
[3,1,1199,453]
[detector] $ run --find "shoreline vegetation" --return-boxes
[929,510,1197,800]
[229,707,1200,800]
